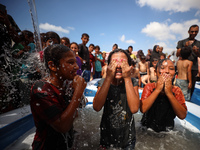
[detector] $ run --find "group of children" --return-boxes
[30,40,188,149]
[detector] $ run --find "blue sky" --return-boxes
[2,0,200,54]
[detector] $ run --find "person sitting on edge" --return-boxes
[175,47,193,101]
[30,44,86,149]
[93,49,139,149]
[140,58,187,132]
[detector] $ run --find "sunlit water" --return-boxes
[73,105,200,150]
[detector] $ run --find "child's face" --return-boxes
[141,58,146,63]
[61,39,70,47]
[157,60,175,79]
[102,53,106,58]
[152,60,158,67]
[81,36,89,45]
[128,47,133,53]
[88,45,94,52]
[110,52,128,79]
[95,48,100,54]
[46,38,59,46]
[57,51,79,80]
[156,46,160,52]
[70,43,79,53]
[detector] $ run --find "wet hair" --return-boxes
[89,43,95,47]
[155,58,174,72]
[107,49,132,66]
[181,47,192,60]
[61,37,70,45]
[81,33,89,38]
[125,49,131,55]
[95,45,100,50]
[136,50,144,58]
[46,31,60,43]
[44,44,72,70]
[189,24,199,31]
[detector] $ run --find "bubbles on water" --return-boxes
[36,103,40,106]
[37,87,42,91]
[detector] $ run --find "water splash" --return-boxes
[27,0,42,52]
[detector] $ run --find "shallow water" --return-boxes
[73,105,200,150]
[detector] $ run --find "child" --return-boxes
[140,58,187,132]
[30,44,86,149]
[141,58,158,85]
[130,60,140,83]
[138,55,149,88]
[159,52,166,60]
[175,47,193,101]
[61,37,70,47]
[70,42,83,76]
[78,33,90,82]
[88,44,95,80]
[101,60,107,78]
[94,45,103,79]
[93,49,139,149]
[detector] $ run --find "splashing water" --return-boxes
[27,0,42,52]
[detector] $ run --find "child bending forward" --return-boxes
[93,49,139,149]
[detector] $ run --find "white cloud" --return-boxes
[120,35,125,42]
[141,22,176,41]
[195,10,200,17]
[39,23,70,34]
[136,0,200,13]
[100,33,105,36]
[120,35,136,44]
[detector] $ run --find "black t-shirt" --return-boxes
[177,38,200,70]
[78,43,90,70]
[98,78,138,148]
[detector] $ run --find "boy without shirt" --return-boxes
[175,47,193,101]
[138,55,149,88]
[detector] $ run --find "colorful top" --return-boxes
[30,80,74,150]
[95,54,103,72]
[141,83,187,132]
[76,56,82,75]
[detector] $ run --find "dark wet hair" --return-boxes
[181,47,192,59]
[155,58,174,72]
[189,24,199,31]
[46,31,60,43]
[159,53,166,59]
[70,42,79,49]
[107,49,132,66]
[44,44,72,70]
[81,33,89,38]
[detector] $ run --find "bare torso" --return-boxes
[177,60,192,80]
[139,61,148,73]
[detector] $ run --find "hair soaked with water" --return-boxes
[107,49,132,66]
[44,44,72,70]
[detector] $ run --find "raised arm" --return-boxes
[121,60,139,113]
[93,59,117,111]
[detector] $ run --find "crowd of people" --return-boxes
[1,3,200,149]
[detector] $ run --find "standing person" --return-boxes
[140,58,187,132]
[88,43,95,80]
[61,37,70,47]
[128,45,137,60]
[176,24,200,97]
[30,44,86,149]
[94,45,103,79]
[112,43,118,51]
[175,47,193,101]
[78,33,90,82]
[70,42,82,76]
[150,45,160,67]
[93,49,139,149]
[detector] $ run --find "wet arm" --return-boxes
[125,77,139,113]
[93,77,112,111]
